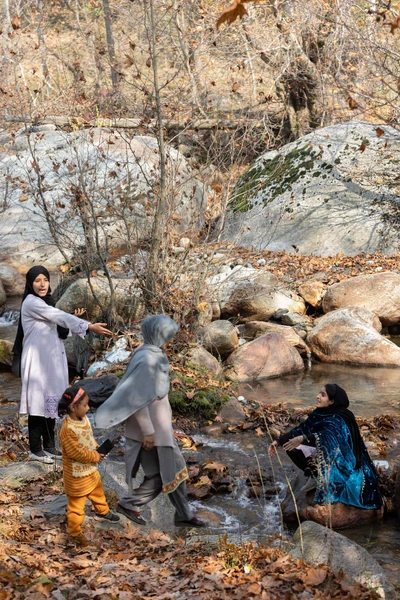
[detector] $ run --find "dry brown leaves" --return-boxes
[0,503,381,600]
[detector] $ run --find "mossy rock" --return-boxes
[0,340,13,366]
[169,386,230,422]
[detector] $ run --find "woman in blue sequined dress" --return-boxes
[268,384,382,509]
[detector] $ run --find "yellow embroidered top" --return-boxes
[59,415,101,497]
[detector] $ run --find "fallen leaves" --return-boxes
[0,468,382,600]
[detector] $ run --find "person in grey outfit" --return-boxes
[94,314,207,528]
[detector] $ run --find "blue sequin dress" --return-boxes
[285,411,383,509]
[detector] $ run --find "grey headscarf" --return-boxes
[94,315,179,429]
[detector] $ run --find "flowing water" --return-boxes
[1,312,399,592]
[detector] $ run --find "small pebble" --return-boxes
[257,258,266,266]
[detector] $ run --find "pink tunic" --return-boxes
[20,294,89,418]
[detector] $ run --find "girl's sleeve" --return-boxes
[60,427,100,463]
[25,296,89,338]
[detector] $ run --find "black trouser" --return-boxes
[28,416,55,454]
[286,449,317,478]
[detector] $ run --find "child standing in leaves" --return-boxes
[58,386,119,546]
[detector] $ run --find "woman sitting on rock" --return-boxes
[268,384,383,509]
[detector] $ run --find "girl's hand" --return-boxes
[74,307,86,317]
[88,323,113,336]
[97,452,105,463]
[282,435,304,452]
[143,435,155,451]
[268,441,278,456]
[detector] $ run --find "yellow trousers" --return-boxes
[67,479,109,536]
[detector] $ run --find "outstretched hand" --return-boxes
[88,322,113,336]
[282,435,304,452]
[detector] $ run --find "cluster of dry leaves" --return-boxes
[0,469,381,599]
[226,246,400,289]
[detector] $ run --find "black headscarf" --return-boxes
[12,266,69,376]
[318,383,363,469]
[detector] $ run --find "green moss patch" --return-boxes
[229,144,324,213]
[169,386,230,422]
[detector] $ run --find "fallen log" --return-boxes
[3,114,268,131]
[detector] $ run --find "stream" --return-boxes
[1,309,399,592]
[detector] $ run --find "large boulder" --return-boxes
[56,276,145,322]
[199,320,239,358]
[307,306,400,366]
[224,332,304,381]
[0,129,206,271]
[322,272,400,326]
[222,121,400,255]
[0,263,25,296]
[237,321,308,355]
[186,346,224,378]
[207,265,305,322]
[290,521,395,599]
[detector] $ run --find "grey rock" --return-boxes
[223,121,400,255]
[0,130,206,271]
[291,521,396,599]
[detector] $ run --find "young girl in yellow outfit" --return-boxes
[58,387,119,546]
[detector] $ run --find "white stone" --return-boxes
[179,237,190,249]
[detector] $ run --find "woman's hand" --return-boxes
[143,434,155,451]
[268,440,278,456]
[74,308,86,317]
[282,435,304,452]
[97,452,105,463]
[88,323,113,336]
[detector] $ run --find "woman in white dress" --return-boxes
[12,266,112,464]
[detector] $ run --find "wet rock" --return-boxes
[322,272,400,326]
[307,306,400,366]
[217,397,246,425]
[238,321,308,355]
[290,521,396,599]
[0,263,25,296]
[186,345,224,378]
[298,280,326,309]
[224,332,304,382]
[199,320,239,358]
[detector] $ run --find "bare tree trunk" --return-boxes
[102,0,119,92]
[36,0,51,96]
[145,0,167,304]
